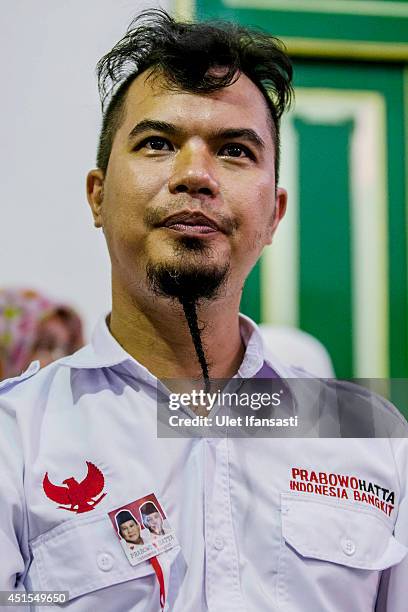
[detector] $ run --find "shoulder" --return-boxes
[0,343,99,399]
[0,359,65,419]
[263,353,408,436]
[0,346,97,413]
[0,360,61,398]
[0,361,42,393]
[325,378,408,435]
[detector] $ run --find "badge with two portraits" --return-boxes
[108,493,178,566]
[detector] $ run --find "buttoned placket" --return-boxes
[203,436,247,612]
[54,313,281,611]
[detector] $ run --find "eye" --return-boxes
[219,143,253,159]
[136,136,174,151]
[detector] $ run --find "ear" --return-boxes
[86,169,105,228]
[265,187,287,244]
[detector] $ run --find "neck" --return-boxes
[109,280,245,381]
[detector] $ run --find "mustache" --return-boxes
[144,203,238,236]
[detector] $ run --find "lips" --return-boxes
[160,211,221,234]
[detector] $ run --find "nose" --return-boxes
[168,144,220,197]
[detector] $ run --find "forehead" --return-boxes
[118,70,273,142]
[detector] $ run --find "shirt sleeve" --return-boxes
[375,438,408,611]
[0,393,30,591]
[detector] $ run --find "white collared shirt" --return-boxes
[0,314,407,611]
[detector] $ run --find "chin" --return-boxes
[145,258,230,302]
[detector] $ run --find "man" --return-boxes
[0,9,407,612]
[140,502,166,537]
[116,510,145,546]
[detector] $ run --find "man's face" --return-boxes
[143,510,163,535]
[87,70,287,299]
[119,519,141,543]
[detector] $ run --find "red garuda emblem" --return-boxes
[43,461,106,513]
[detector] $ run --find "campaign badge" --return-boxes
[108,493,178,566]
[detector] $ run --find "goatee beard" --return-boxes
[146,259,230,388]
[146,260,229,303]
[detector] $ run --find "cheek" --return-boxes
[229,171,274,220]
[102,188,146,261]
[107,156,167,201]
[104,158,158,213]
[236,202,275,250]
[102,162,170,248]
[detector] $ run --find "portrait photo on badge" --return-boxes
[140,496,171,539]
[114,509,145,548]
[108,493,178,566]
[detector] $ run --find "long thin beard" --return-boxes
[146,260,229,384]
[179,297,210,390]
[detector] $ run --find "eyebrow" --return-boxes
[212,128,265,150]
[128,120,179,141]
[128,120,266,150]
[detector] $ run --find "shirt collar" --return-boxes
[236,313,266,378]
[60,311,289,379]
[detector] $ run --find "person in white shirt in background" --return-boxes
[259,324,335,377]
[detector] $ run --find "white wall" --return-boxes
[0,0,170,339]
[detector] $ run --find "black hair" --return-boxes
[146,260,229,383]
[116,509,136,528]
[140,501,160,516]
[96,9,293,183]
[179,298,210,390]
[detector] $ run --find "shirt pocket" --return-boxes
[28,512,178,611]
[278,493,408,612]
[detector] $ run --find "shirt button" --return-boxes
[97,552,114,571]
[341,538,356,556]
[214,536,225,551]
